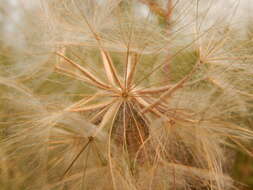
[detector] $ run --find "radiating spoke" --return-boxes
[65,93,107,112]
[69,99,115,112]
[92,101,122,137]
[56,52,111,90]
[80,143,91,189]
[55,65,89,83]
[62,137,93,178]
[127,101,149,159]
[126,53,138,89]
[135,96,163,117]
[142,60,200,113]
[136,84,173,94]
[100,49,123,89]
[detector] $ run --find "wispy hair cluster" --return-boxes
[0,0,252,189]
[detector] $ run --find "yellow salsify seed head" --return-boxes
[0,0,252,190]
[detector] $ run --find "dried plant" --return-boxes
[0,0,253,190]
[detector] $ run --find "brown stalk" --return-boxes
[138,0,167,18]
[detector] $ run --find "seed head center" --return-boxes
[121,90,129,99]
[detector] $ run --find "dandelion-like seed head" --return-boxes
[0,0,253,190]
